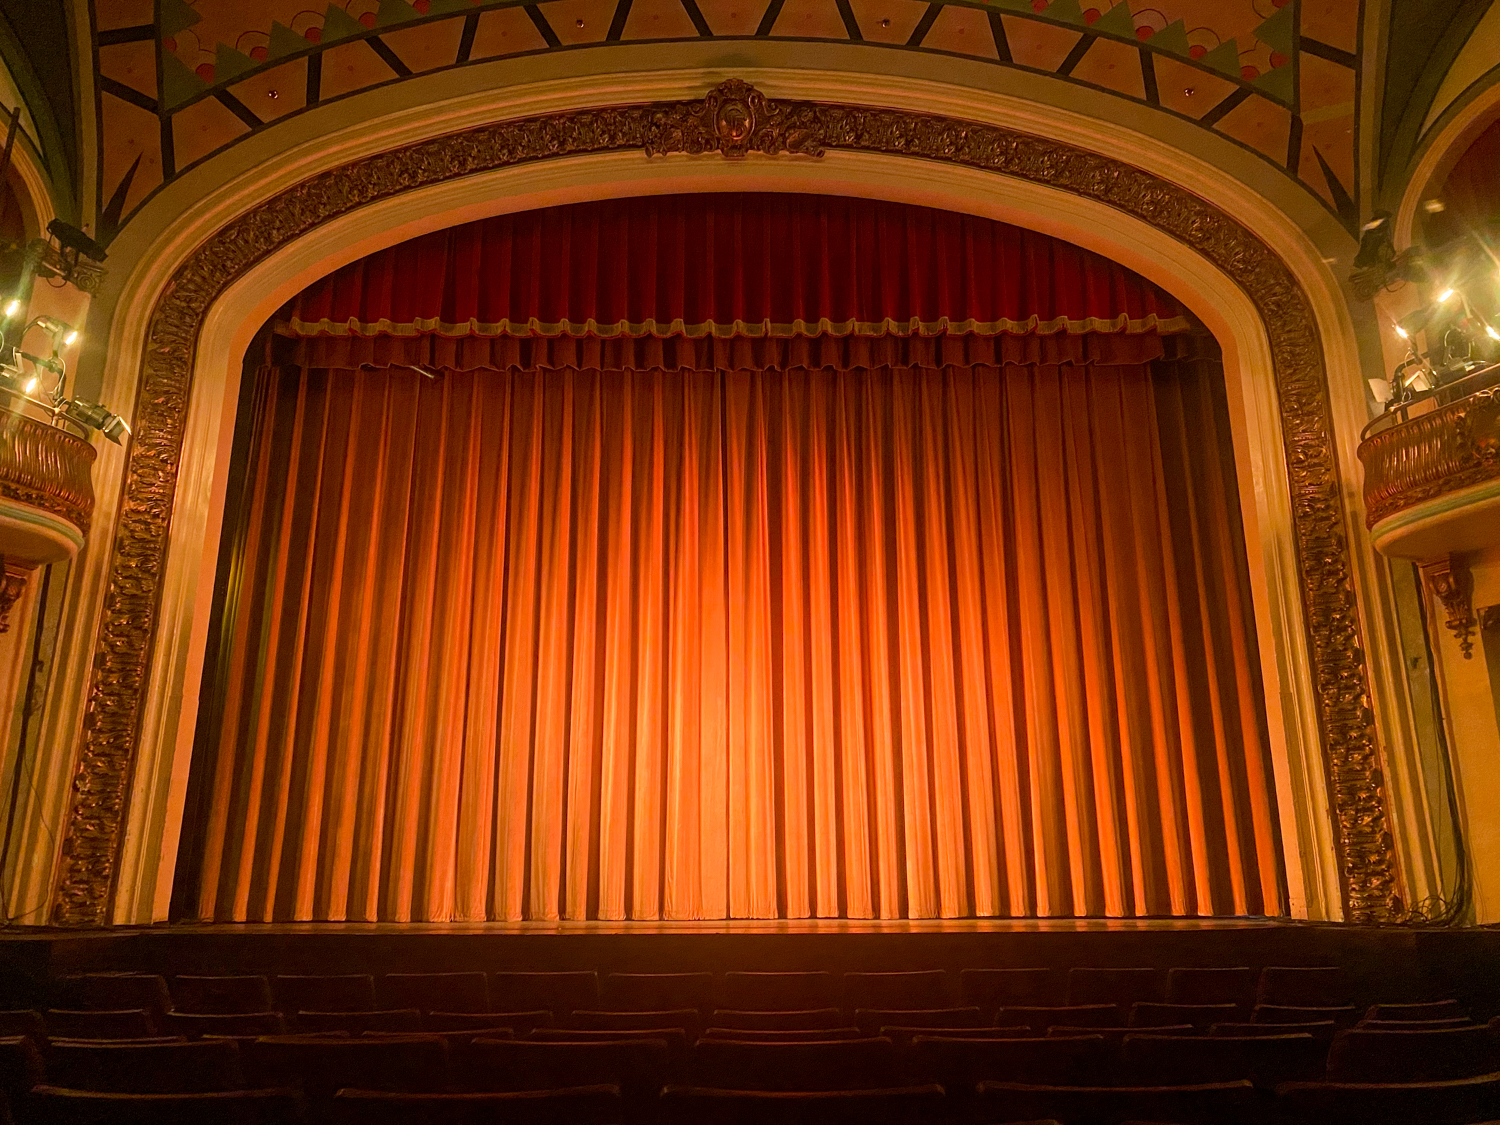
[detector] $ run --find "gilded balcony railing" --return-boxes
[0,397,97,537]
[1359,362,1500,530]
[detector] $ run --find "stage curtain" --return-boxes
[277,194,1192,342]
[185,356,1282,922]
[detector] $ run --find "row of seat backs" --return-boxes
[48,965,1360,1016]
[4,996,1471,1044]
[8,1021,1499,1097]
[31,1076,1500,1125]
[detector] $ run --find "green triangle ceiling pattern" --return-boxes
[95,0,1355,237]
[159,0,201,39]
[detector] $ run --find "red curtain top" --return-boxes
[278,193,1192,342]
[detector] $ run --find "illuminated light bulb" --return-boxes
[1437,288,1455,302]
[1394,325,1409,339]
[23,376,37,394]
[1488,325,1500,342]
[63,329,79,347]
[3,299,18,318]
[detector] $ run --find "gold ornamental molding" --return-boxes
[52,79,1402,925]
[1358,384,1500,530]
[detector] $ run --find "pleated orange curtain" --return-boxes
[184,353,1283,922]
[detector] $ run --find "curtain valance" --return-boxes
[277,193,1193,343]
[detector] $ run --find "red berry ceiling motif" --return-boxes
[91,0,1358,238]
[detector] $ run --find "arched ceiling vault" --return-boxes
[88,0,1361,240]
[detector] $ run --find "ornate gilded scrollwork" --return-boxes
[51,80,1401,925]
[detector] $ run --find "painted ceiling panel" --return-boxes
[225,60,307,123]
[1068,34,1146,99]
[539,0,620,44]
[922,4,1001,57]
[770,0,855,40]
[382,17,467,69]
[1212,83,1291,164]
[171,92,251,171]
[622,0,706,42]
[85,0,1365,237]
[470,8,552,58]
[1152,53,1237,118]
[858,0,933,45]
[1002,15,1081,70]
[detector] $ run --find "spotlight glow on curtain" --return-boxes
[188,358,1282,922]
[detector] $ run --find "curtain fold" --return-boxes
[276,194,1192,343]
[188,359,1282,922]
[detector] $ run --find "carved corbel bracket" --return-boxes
[1420,554,1477,658]
[0,558,31,634]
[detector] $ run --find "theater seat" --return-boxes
[912,1033,1113,1089]
[997,1004,1121,1033]
[532,1027,689,1052]
[46,1038,246,1094]
[1210,1020,1337,1042]
[1050,1024,1193,1046]
[1121,1031,1325,1087]
[56,975,172,1017]
[1364,1000,1467,1023]
[686,1036,901,1091]
[567,1010,699,1037]
[1128,1002,1239,1030]
[708,1008,846,1031]
[171,976,275,1015]
[599,974,712,1012]
[295,1009,422,1034]
[841,972,949,1011]
[459,1037,670,1103]
[0,1034,45,1116]
[854,1007,984,1036]
[1275,1072,1500,1125]
[273,975,377,1014]
[332,1084,624,1125]
[488,973,598,1016]
[1257,966,1349,1007]
[699,1027,862,1043]
[1165,966,1257,1010]
[161,1011,287,1038]
[1326,1025,1500,1083]
[1253,1003,1358,1027]
[46,1010,158,1040]
[243,1034,450,1098]
[0,1011,45,1043]
[658,1083,946,1125]
[32,1085,304,1125]
[378,973,490,1015]
[1067,968,1161,1008]
[425,1010,553,1034]
[880,1025,1032,1050]
[959,968,1061,1012]
[718,973,837,1012]
[975,1078,1256,1124]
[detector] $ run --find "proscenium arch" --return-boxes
[51,72,1397,927]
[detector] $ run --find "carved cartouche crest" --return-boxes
[645,79,825,159]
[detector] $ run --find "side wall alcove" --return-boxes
[33,61,1422,928]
